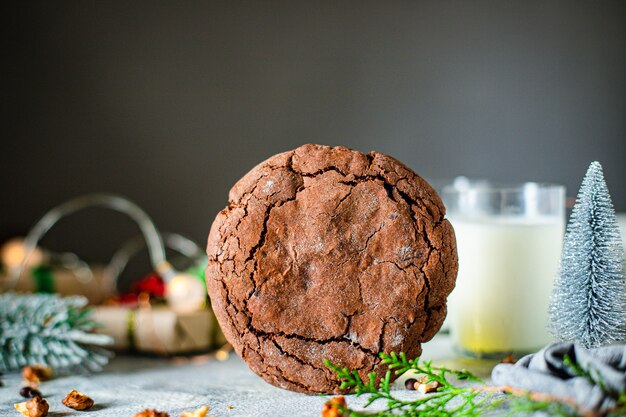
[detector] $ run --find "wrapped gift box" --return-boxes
[2,265,116,305]
[92,305,222,354]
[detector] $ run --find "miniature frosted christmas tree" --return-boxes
[0,292,112,372]
[548,161,626,348]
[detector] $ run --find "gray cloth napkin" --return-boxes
[491,342,626,413]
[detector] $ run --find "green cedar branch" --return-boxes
[323,352,611,417]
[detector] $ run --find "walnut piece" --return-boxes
[133,409,170,417]
[180,405,210,417]
[321,396,346,417]
[15,396,49,417]
[62,390,94,410]
[415,375,443,394]
[22,365,53,387]
[500,354,517,364]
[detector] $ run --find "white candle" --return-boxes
[447,215,564,355]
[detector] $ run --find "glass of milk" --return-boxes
[443,178,565,358]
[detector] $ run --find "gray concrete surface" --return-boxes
[1,334,501,417]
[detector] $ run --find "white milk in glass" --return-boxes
[447,215,564,356]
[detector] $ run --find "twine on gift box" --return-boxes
[137,292,168,356]
[126,307,138,352]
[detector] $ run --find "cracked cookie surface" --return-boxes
[206,144,458,394]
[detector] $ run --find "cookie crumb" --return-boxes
[404,378,417,390]
[19,387,42,399]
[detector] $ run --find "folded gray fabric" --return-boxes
[491,342,626,414]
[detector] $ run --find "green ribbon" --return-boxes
[30,266,55,293]
[127,308,137,351]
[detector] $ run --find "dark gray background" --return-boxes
[2,1,625,267]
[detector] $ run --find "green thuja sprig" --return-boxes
[380,352,483,384]
[563,354,610,394]
[563,354,626,416]
[505,396,580,417]
[324,352,499,417]
[324,352,620,417]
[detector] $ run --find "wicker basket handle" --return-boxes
[8,193,175,290]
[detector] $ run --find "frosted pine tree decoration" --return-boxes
[548,161,626,348]
[0,292,112,372]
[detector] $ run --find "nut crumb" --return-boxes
[133,409,170,417]
[500,354,517,364]
[227,405,233,410]
[322,396,346,417]
[180,405,210,417]
[22,365,53,387]
[15,396,49,417]
[14,402,28,416]
[62,390,94,410]
[415,375,442,394]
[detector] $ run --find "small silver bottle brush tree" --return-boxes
[549,161,626,348]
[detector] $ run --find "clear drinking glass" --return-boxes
[442,178,566,358]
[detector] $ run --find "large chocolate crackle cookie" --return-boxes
[206,144,457,394]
